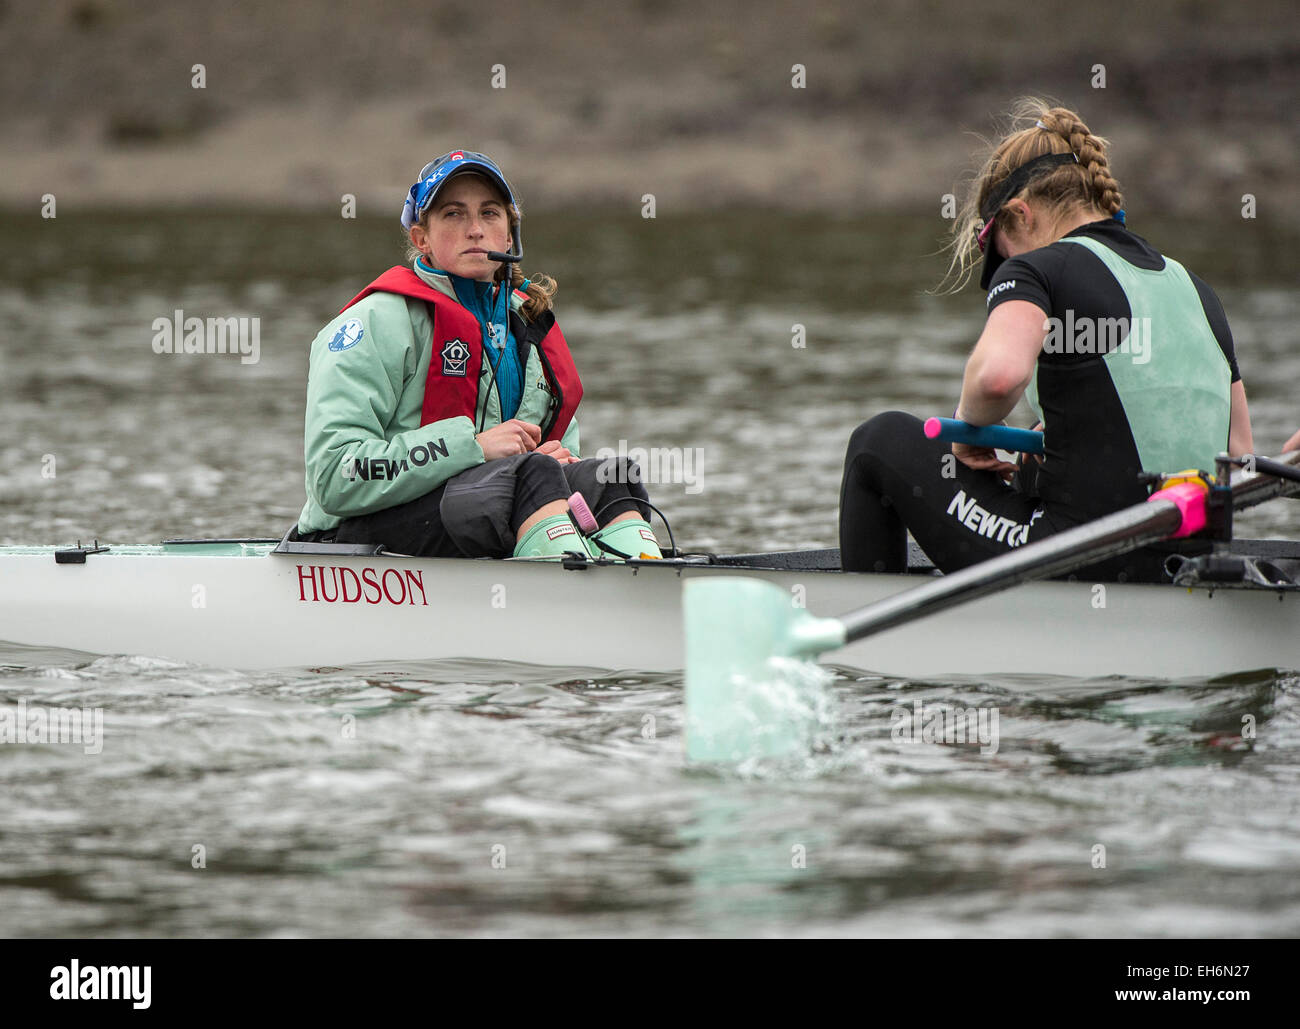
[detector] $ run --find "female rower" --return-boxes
[839,101,1253,580]
[293,150,663,561]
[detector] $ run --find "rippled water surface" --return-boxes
[1,211,1298,936]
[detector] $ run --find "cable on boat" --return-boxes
[587,497,678,558]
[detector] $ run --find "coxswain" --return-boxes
[293,150,664,561]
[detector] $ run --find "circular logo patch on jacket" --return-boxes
[328,319,365,351]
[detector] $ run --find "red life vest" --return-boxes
[342,266,583,442]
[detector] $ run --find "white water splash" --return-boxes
[687,656,837,769]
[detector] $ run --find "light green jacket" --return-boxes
[297,263,579,534]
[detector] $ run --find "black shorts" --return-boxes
[839,411,1170,582]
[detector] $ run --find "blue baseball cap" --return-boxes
[400,150,518,231]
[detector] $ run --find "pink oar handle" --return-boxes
[568,492,599,534]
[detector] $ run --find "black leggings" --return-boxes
[839,411,1170,582]
[319,453,648,558]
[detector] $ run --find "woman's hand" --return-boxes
[1021,422,1045,466]
[536,439,579,464]
[953,442,1018,482]
[1285,428,1300,453]
[476,419,542,460]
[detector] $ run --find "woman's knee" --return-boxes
[514,451,570,492]
[847,411,921,460]
[570,455,650,502]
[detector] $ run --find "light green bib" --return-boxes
[1026,235,1230,476]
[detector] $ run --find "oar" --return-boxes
[684,450,1300,761]
[923,416,1045,455]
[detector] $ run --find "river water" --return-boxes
[1,211,1298,937]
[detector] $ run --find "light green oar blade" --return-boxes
[684,577,845,762]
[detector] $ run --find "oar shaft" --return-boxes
[1227,450,1300,508]
[1251,455,1300,487]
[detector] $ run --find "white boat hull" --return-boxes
[1,544,1296,678]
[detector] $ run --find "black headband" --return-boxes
[979,152,1079,224]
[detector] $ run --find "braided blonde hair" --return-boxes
[940,98,1124,292]
[403,171,558,320]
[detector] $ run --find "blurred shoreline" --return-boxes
[1,1,1298,219]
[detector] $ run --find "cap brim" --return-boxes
[427,163,514,214]
[404,160,517,230]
